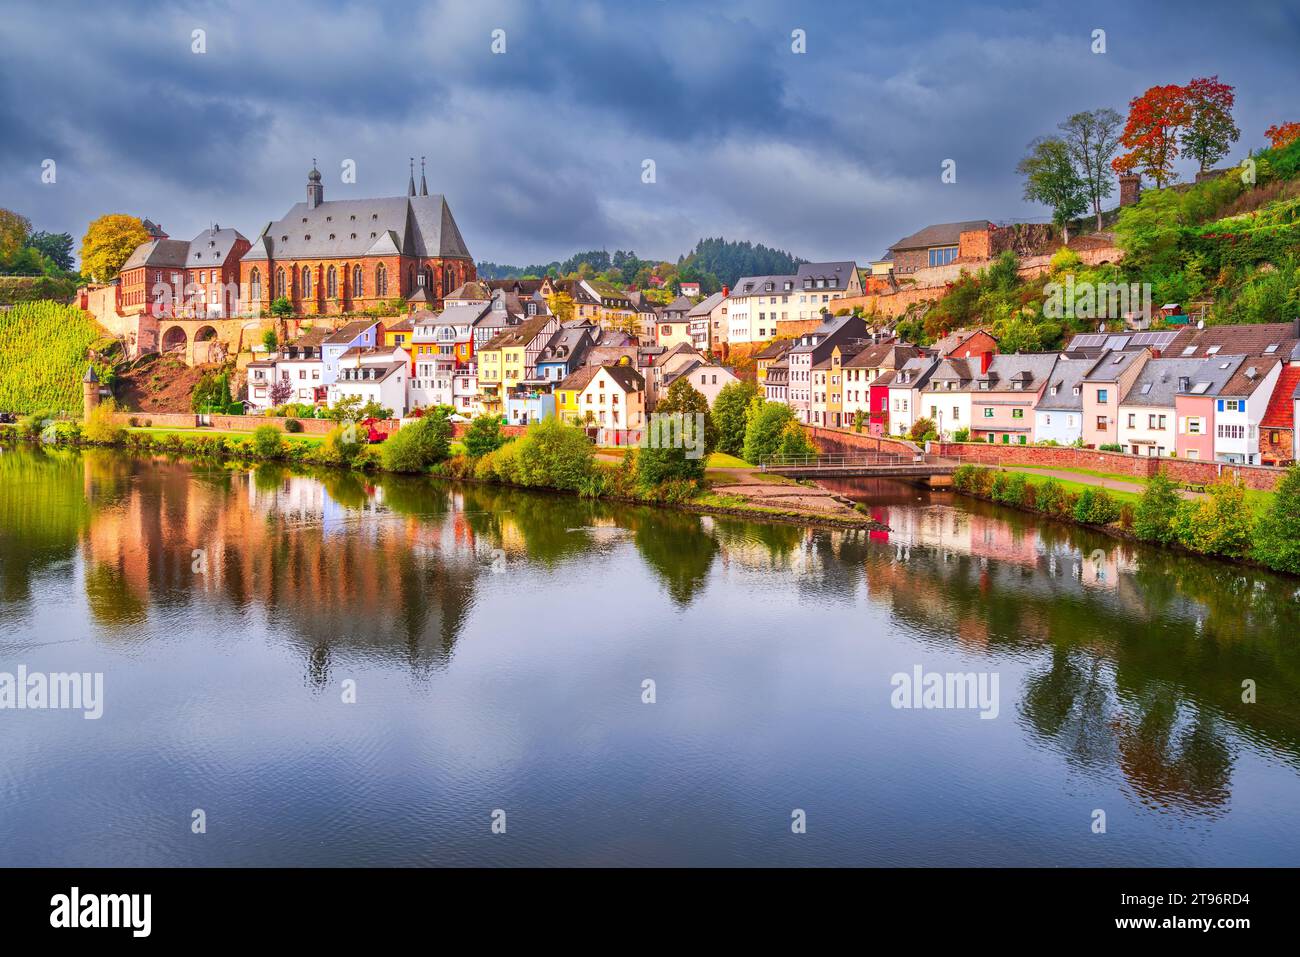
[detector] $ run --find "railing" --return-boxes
[759,451,963,471]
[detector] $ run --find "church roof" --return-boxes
[242,193,471,263]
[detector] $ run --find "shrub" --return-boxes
[251,424,284,459]
[317,424,364,466]
[284,418,303,433]
[909,417,936,442]
[1172,475,1254,558]
[992,471,1029,507]
[953,464,995,497]
[191,370,234,414]
[17,408,59,439]
[381,410,452,473]
[462,414,505,457]
[1034,478,1070,518]
[953,427,970,443]
[82,399,126,445]
[1073,488,1121,525]
[1253,464,1300,574]
[512,418,596,490]
[1099,443,1123,453]
[1133,470,1181,543]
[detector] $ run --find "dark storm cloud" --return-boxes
[0,0,1296,267]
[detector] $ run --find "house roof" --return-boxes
[1221,357,1281,397]
[1175,355,1244,397]
[662,295,695,317]
[1083,348,1145,382]
[1035,356,1090,411]
[559,363,643,393]
[890,356,940,390]
[538,326,593,363]
[1174,321,1298,359]
[687,291,726,317]
[753,339,794,360]
[324,319,380,344]
[1258,364,1300,429]
[844,341,920,370]
[122,226,248,272]
[921,357,976,390]
[795,261,857,292]
[730,274,798,297]
[1121,357,1223,408]
[482,313,556,351]
[242,193,469,262]
[889,220,992,252]
[446,280,492,300]
[872,369,898,388]
[932,328,994,357]
[976,353,1058,393]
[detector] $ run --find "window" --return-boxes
[250,268,262,301]
[1097,389,1109,403]
[301,266,312,298]
[327,266,337,297]
[1096,416,1108,430]
[275,267,286,298]
[353,265,364,297]
[1127,414,1136,428]
[927,246,958,267]
[376,263,388,297]
[983,407,994,418]
[1011,408,1023,419]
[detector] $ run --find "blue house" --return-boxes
[535,325,594,385]
[321,319,383,385]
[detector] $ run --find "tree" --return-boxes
[743,400,800,464]
[463,413,505,457]
[1171,474,1254,558]
[1133,471,1181,543]
[25,230,75,273]
[1112,84,1192,188]
[1252,465,1300,574]
[1059,108,1122,231]
[269,296,294,318]
[909,417,935,442]
[0,208,32,263]
[1181,76,1239,173]
[637,378,716,487]
[546,291,575,323]
[711,380,759,457]
[268,378,293,407]
[1017,137,1088,242]
[80,214,148,283]
[191,370,232,413]
[262,329,278,352]
[1265,121,1300,151]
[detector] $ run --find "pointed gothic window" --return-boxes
[327,266,338,298]
[275,267,285,298]
[250,267,262,301]
[353,265,363,297]
[301,266,312,298]
[376,263,388,297]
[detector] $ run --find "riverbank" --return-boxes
[0,423,889,534]
[949,462,1299,576]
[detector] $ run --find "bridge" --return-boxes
[759,451,962,481]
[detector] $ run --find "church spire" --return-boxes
[407,157,416,197]
[420,156,428,196]
[307,158,323,209]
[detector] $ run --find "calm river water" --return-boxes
[2,446,1298,866]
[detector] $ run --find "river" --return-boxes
[2,446,1298,866]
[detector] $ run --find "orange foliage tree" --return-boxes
[1265,122,1300,150]
[1112,84,1192,188]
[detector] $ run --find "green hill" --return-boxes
[0,300,113,415]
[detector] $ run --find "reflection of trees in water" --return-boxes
[84,561,148,630]
[0,448,89,604]
[630,509,718,607]
[1020,647,1116,770]
[1114,688,1233,813]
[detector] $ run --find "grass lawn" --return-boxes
[1003,467,1277,515]
[706,452,750,469]
[128,426,324,446]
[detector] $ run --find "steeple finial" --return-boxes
[307,158,324,207]
[420,156,428,196]
[408,157,416,197]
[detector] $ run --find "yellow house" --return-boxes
[383,316,413,351]
[476,314,559,414]
[556,363,646,429]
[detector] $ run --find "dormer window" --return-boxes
[329,234,335,241]
[350,215,356,221]
[325,216,332,222]
[301,217,308,223]
[350,233,357,240]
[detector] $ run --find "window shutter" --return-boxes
[1217,399,1224,412]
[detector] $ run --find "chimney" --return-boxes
[980,350,992,374]
[1119,173,1141,207]
[721,285,729,297]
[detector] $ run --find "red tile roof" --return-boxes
[1261,364,1300,429]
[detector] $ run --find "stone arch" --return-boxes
[161,325,188,355]
[193,325,221,364]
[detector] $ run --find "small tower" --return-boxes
[82,365,101,419]
[307,159,324,209]
[407,157,416,197]
[1119,173,1141,207]
[419,156,428,196]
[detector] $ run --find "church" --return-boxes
[239,160,475,315]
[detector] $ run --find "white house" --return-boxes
[1213,358,1283,464]
[664,359,739,407]
[328,346,410,417]
[888,357,939,438]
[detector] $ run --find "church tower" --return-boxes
[307,160,324,209]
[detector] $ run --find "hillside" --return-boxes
[889,136,1300,349]
[114,354,208,413]
[0,301,112,415]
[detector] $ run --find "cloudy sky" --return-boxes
[2,0,1297,269]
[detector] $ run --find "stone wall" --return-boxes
[934,441,1286,491]
[807,425,921,457]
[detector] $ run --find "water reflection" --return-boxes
[2,446,1299,836]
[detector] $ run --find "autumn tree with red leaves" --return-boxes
[1181,76,1239,172]
[1265,122,1300,150]
[1112,84,1192,188]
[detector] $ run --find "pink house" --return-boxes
[1081,349,1150,448]
[970,353,1057,444]
[1173,357,1244,460]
